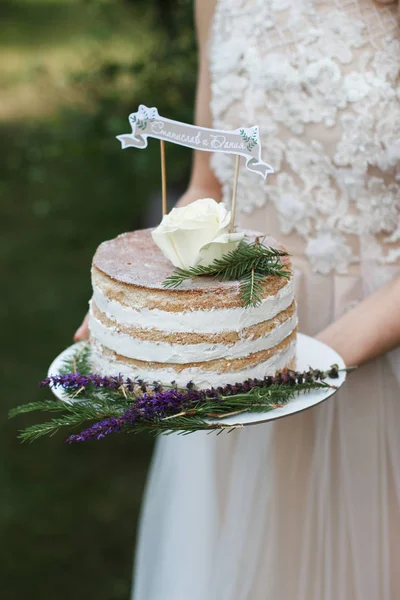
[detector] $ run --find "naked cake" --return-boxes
[88,228,297,388]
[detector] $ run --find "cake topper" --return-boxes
[117,104,274,231]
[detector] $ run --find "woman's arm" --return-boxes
[176,0,221,207]
[317,274,400,366]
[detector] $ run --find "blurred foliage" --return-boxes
[0,1,196,598]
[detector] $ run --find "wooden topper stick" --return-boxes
[230,154,240,233]
[160,139,167,216]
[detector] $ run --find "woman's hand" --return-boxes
[74,312,89,342]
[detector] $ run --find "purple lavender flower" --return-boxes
[41,372,139,392]
[43,364,340,397]
[66,417,126,443]
[66,388,204,444]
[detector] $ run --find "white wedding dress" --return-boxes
[132,2,400,599]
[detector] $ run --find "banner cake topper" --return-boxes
[117,105,274,180]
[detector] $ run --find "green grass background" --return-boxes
[1,1,196,598]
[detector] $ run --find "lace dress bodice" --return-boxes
[210,0,400,274]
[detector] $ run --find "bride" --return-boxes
[76,1,400,598]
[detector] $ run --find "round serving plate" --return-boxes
[48,333,347,425]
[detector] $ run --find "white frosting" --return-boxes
[90,340,297,388]
[92,277,294,334]
[89,310,298,364]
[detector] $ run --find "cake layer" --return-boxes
[93,229,290,293]
[91,329,296,373]
[91,271,295,333]
[89,300,298,363]
[90,335,297,388]
[90,300,297,344]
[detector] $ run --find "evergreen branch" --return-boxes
[60,398,126,418]
[163,240,290,294]
[254,256,291,278]
[9,400,68,417]
[239,269,265,308]
[217,381,332,410]
[126,419,240,437]
[19,414,99,443]
[59,342,92,375]
[17,398,128,442]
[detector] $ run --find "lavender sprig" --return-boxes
[66,389,204,443]
[40,372,184,396]
[42,365,342,396]
[11,359,351,443]
[41,373,136,392]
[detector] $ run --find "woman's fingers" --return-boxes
[74,312,89,342]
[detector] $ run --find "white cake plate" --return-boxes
[48,333,346,425]
[48,333,347,426]
[209,333,347,426]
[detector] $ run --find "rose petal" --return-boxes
[151,228,183,267]
[197,232,245,267]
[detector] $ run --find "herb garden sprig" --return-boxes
[163,239,290,308]
[9,344,351,443]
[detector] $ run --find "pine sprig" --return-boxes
[126,417,238,436]
[239,268,265,308]
[59,342,92,375]
[9,400,68,417]
[16,397,127,442]
[163,239,290,307]
[19,415,93,443]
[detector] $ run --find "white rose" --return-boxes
[151,198,244,269]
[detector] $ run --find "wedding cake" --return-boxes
[88,220,297,389]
